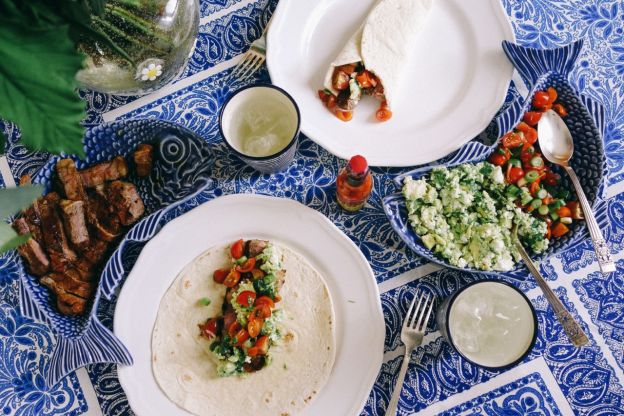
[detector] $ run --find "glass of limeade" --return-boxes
[436,279,537,369]
[219,84,301,174]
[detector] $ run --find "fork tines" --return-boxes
[405,291,435,333]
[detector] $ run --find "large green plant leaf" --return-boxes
[0,223,30,254]
[0,185,44,218]
[0,19,86,156]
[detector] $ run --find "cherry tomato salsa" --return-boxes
[318,62,392,122]
[198,239,284,376]
[488,87,583,240]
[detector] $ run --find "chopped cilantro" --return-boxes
[197,297,211,306]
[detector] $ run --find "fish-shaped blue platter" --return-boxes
[383,40,609,280]
[17,119,214,386]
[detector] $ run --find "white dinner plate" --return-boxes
[115,194,385,415]
[266,0,515,167]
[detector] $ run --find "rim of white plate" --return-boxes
[114,194,385,416]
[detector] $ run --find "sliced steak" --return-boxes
[107,181,145,226]
[12,218,50,276]
[22,200,44,243]
[56,159,86,200]
[59,199,89,247]
[80,156,128,188]
[80,238,108,265]
[39,193,77,272]
[133,144,154,177]
[40,270,93,300]
[247,240,268,258]
[85,189,121,242]
[56,292,87,316]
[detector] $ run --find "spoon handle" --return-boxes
[514,240,589,347]
[564,166,616,274]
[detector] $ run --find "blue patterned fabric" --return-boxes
[1,0,624,415]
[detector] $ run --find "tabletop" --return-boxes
[1,0,624,415]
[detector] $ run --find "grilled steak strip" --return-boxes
[40,269,93,300]
[107,181,145,226]
[247,239,268,258]
[59,200,89,247]
[133,144,154,177]
[39,193,77,272]
[12,218,50,276]
[79,156,128,188]
[22,200,44,243]
[85,188,121,242]
[56,159,86,201]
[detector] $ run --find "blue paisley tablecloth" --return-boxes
[1,0,624,415]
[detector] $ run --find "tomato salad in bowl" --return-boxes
[488,86,583,241]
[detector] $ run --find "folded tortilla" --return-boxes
[152,242,336,416]
[323,0,433,109]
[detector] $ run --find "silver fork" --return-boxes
[385,292,436,416]
[228,22,269,82]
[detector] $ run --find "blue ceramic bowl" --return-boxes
[383,40,609,280]
[18,119,214,385]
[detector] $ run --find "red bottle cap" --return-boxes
[348,155,368,175]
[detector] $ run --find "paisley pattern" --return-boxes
[442,373,559,416]
[1,0,624,415]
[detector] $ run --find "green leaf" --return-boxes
[0,222,30,254]
[0,185,44,218]
[87,0,107,15]
[0,20,86,156]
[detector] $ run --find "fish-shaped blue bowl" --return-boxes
[17,119,214,386]
[383,40,609,279]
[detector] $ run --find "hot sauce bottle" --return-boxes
[336,155,373,212]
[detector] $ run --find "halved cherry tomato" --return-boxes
[230,239,244,259]
[317,89,329,101]
[543,171,560,186]
[489,148,510,166]
[335,110,353,122]
[566,201,584,219]
[551,222,570,238]
[223,269,241,288]
[234,328,250,346]
[274,294,282,303]
[375,107,392,122]
[236,257,256,273]
[532,91,551,110]
[254,296,275,309]
[502,132,525,148]
[255,335,270,355]
[553,103,568,117]
[237,290,257,307]
[542,196,555,205]
[516,122,538,145]
[336,63,357,74]
[251,268,265,280]
[547,87,558,103]
[356,70,377,89]
[529,180,541,196]
[213,268,228,284]
[523,111,542,126]
[556,206,572,218]
[247,318,263,338]
[198,318,220,339]
[507,166,525,183]
[326,94,336,110]
[248,335,270,357]
[250,304,272,321]
[332,69,350,90]
[227,321,241,338]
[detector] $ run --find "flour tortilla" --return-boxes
[323,0,433,109]
[152,242,336,416]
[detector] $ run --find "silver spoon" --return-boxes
[538,110,615,274]
[512,225,588,347]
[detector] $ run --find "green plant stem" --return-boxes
[105,3,169,44]
[92,16,165,56]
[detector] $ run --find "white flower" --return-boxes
[140,63,163,81]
